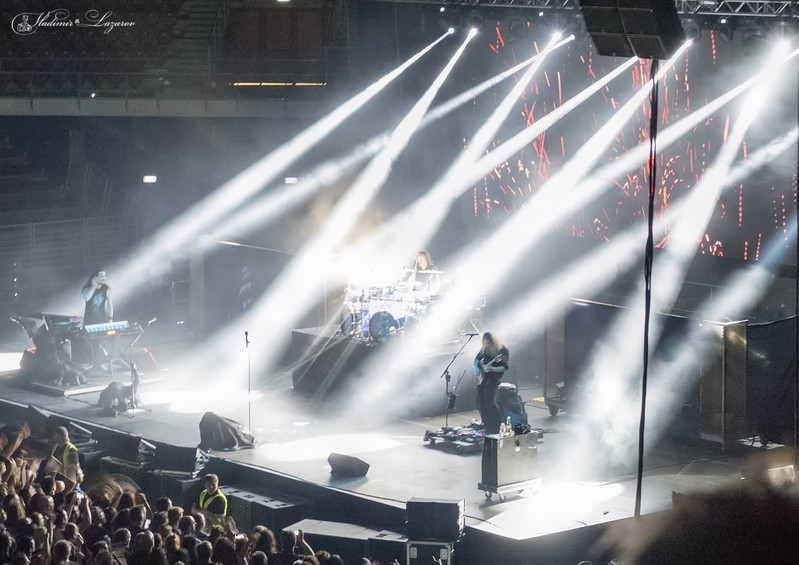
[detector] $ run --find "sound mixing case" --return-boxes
[478,431,541,501]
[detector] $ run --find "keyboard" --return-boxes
[84,321,133,334]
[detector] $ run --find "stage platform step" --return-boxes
[21,372,163,397]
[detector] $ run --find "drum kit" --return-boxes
[340,268,447,342]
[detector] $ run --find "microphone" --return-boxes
[464,332,479,336]
[244,331,250,347]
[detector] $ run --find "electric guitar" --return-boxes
[476,352,505,385]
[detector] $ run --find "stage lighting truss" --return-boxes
[368,0,799,22]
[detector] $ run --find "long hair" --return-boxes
[480,332,504,355]
[415,251,433,270]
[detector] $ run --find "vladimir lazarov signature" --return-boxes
[12,9,136,35]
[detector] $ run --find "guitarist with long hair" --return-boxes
[474,332,509,434]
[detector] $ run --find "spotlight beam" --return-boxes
[337,48,692,413]
[55,31,450,313]
[199,41,570,248]
[642,215,797,452]
[348,52,636,264]
[583,41,794,402]
[438,45,690,314]
[377,35,572,261]
[338,42,789,416]
[209,46,768,275]
[442,40,799,307]
[539,128,798,472]
[185,32,477,384]
[571,44,794,468]
[96,40,566,301]
[496,126,798,340]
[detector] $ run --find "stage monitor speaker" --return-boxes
[406,498,465,542]
[93,428,142,462]
[153,443,198,473]
[328,453,370,478]
[198,412,254,452]
[579,0,686,60]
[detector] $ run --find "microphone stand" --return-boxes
[245,331,251,433]
[439,333,477,430]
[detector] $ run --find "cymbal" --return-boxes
[401,268,444,274]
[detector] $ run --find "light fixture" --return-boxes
[717,18,735,42]
[448,27,455,34]
[682,18,701,42]
[466,10,484,32]
[439,6,445,12]
[143,175,157,184]
[742,23,766,53]
[284,177,298,184]
[231,81,327,87]
[90,92,96,98]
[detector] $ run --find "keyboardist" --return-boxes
[81,270,113,325]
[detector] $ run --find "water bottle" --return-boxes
[505,416,513,436]
[498,423,506,436]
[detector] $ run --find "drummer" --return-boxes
[408,250,441,295]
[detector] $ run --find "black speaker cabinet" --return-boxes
[287,519,382,565]
[328,452,370,477]
[153,443,197,473]
[406,498,464,542]
[222,486,311,534]
[481,432,538,489]
[579,0,686,60]
[368,530,408,564]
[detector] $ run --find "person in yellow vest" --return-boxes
[192,473,227,528]
[51,426,82,485]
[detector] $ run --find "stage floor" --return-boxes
[0,347,746,543]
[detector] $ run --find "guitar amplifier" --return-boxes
[480,432,538,489]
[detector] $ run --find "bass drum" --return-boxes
[369,311,399,343]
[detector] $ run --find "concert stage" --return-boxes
[0,348,748,565]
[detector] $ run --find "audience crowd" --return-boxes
[0,421,397,565]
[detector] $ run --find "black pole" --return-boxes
[794,59,799,449]
[245,330,251,433]
[635,57,660,519]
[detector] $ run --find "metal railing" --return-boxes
[365,0,799,19]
